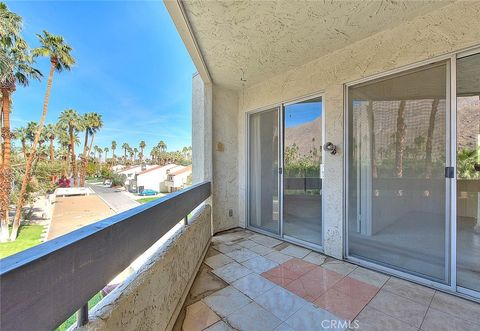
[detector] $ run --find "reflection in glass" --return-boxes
[248,109,280,234]
[456,53,480,292]
[347,62,448,282]
[283,98,322,245]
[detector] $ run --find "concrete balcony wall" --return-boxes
[75,205,212,331]
[237,1,480,259]
[212,85,240,233]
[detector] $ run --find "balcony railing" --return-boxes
[0,181,211,331]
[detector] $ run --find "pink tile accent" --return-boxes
[284,267,345,302]
[261,258,316,287]
[303,266,345,285]
[282,258,317,275]
[261,266,301,286]
[285,276,327,302]
[314,288,369,321]
[332,276,379,302]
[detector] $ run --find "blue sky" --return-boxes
[7,1,195,156]
[285,102,322,127]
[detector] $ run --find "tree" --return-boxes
[111,140,117,163]
[0,3,42,241]
[104,147,109,163]
[13,126,28,157]
[121,143,129,164]
[133,147,138,161]
[425,99,439,178]
[43,123,56,161]
[12,30,74,240]
[139,140,146,161]
[158,140,166,152]
[58,109,81,186]
[394,100,406,178]
[79,112,102,186]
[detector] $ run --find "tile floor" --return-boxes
[174,229,480,331]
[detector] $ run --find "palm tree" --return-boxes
[128,147,134,162]
[111,140,117,163]
[158,140,167,152]
[425,99,439,178]
[58,109,81,186]
[133,147,138,162]
[104,147,109,163]
[394,100,406,178]
[79,112,102,186]
[0,3,42,241]
[13,30,74,240]
[44,123,56,161]
[139,140,146,161]
[13,126,28,157]
[122,143,129,164]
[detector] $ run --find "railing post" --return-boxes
[183,215,188,225]
[76,303,88,327]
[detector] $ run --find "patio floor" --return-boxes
[174,229,480,331]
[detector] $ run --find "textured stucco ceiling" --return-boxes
[182,0,453,89]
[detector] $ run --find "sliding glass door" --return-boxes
[283,98,323,246]
[456,53,480,294]
[347,61,450,283]
[248,108,280,234]
[248,98,324,247]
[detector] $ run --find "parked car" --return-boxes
[139,189,158,196]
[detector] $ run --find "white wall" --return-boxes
[236,2,480,258]
[136,165,176,192]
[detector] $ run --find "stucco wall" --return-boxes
[237,2,480,258]
[212,86,240,233]
[74,205,212,331]
[192,73,212,184]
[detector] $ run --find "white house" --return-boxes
[132,164,178,193]
[118,164,156,186]
[164,166,192,193]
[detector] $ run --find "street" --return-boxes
[87,184,141,213]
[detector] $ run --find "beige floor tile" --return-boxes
[280,245,311,258]
[212,261,252,283]
[212,243,242,254]
[250,234,283,248]
[264,251,293,264]
[232,273,276,299]
[226,302,282,331]
[204,254,234,269]
[368,290,428,328]
[203,286,252,318]
[382,277,435,305]
[182,301,220,331]
[302,252,327,265]
[237,239,258,248]
[284,303,347,331]
[225,248,259,263]
[321,260,357,276]
[255,285,308,321]
[347,267,389,288]
[355,306,417,331]
[203,321,234,331]
[430,291,480,325]
[184,264,228,306]
[421,307,478,331]
[242,255,279,274]
[250,244,274,256]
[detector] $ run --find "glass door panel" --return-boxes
[248,108,280,234]
[456,53,480,292]
[283,97,323,246]
[347,62,449,283]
